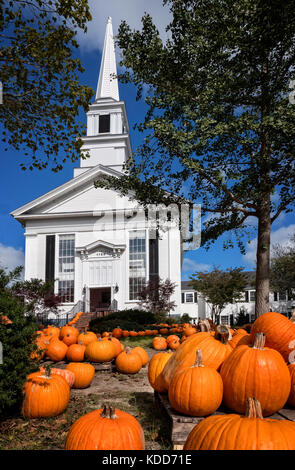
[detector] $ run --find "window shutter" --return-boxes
[181,292,185,303]
[45,235,55,284]
[194,292,198,303]
[149,231,159,281]
[245,291,249,302]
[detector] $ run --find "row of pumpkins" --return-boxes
[32,325,150,375]
[147,312,295,450]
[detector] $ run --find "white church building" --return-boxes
[11,18,183,317]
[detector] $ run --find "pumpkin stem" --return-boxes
[100,405,118,419]
[44,364,52,378]
[215,325,230,344]
[199,319,211,332]
[253,333,266,350]
[125,347,131,354]
[109,406,118,420]
[194,349,204,367]
[245,397,264,419]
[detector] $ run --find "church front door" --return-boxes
[90,287,111,312]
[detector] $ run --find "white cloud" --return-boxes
[182,257,211,273]
[76,0,171,52]
[243,224,295,266]
[0,243,25,272]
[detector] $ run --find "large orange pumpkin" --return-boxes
[46,339,68,362]
[168,350,223,416]
[115,348,142,374]
[220,333,291,416]
[66,343,86,362]
[148,351,174,393]
[77,330,97,347]
[65,405,145,450]
[184,397,295,450]
[22,367,70,418]
[250,311,295,362]
[66,363,95,389]
[85,338,116,363]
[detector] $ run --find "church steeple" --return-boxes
[95,17,119,102]
[74,17,132,176]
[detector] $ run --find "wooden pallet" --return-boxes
[154,391,295,450]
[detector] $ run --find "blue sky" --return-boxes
[1,0,295,280]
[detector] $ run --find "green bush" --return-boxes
[0,268,38,418]
[89,319,142,334]
[89,308,156,333]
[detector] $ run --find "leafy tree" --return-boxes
[137,276,176,320]
[0,0,93,171]
[96,0,295,317]
[11,277,61,318]
[270,231,295,299]
[190,266,248,324]
[0,267,38,417]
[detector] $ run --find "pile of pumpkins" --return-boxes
[148,312,295,450]
[31,325,150,377]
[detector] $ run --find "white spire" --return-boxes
[95,17,119,102]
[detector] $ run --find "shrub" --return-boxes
[89,319,142,334]
[89,309,156,334]
[0,267,38,417]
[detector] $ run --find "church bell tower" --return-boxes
[74,17,132,177]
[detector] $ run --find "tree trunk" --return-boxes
[255,198,271,318]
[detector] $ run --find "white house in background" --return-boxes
[11,18,183,317]
[180,274,295,324]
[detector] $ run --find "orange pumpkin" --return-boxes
[46,339,68,362]
[168,350,223,416]
[77,330,97,347]
[112,327,123,339]
[66,363,95,389]
[66,343,86,362]
[152,336,167,350]
[85,338,116,363]
[220,333,291,416]
[115,348,142,374]
[22,367,70,418]
[184,397,295,450]
[250,311,295,362]
[65,405,145,450]
[148,351,174,393]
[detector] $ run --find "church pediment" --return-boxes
[11,164,138,220]
[76,240,125,260]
